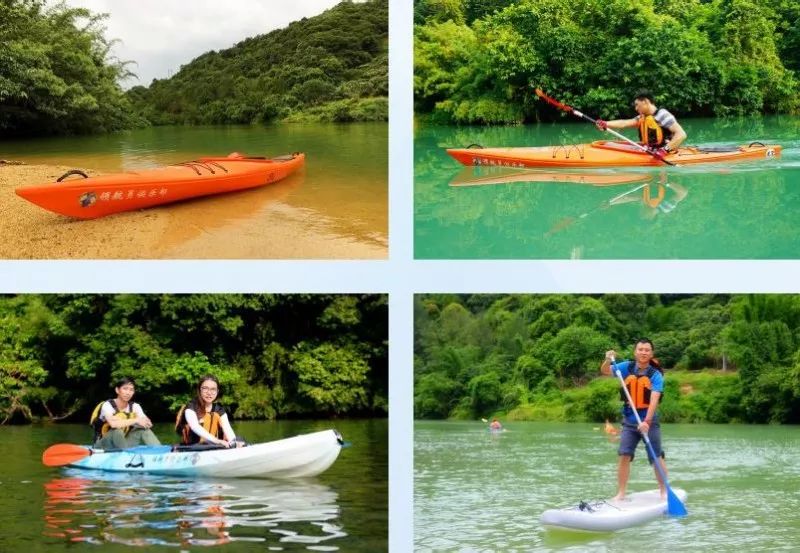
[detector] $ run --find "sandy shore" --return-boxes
[0,163,387,259]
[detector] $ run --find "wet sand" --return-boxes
[0,163,387,259]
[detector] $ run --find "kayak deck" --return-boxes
[67,429,343,479]
[15,152,305,219]
[446,141,781,168]
[540,488,688,532]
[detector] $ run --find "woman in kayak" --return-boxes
[175,375,242,448]
[489,418,503,431]
[600,339,670,501]
[91,377,161,449]
[595,90,687,159]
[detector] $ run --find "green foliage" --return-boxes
[414,0,800,123]
[0,0,141,136]
[128,0,388,125]
[415,294,800,423]
[0,294,387,424]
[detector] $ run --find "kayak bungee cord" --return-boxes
[534,88,677,167]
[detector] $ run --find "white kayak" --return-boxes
[69,429,343,478]
[540,488,688,532]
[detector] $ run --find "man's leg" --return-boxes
[126,428,161,446]
[96,429,127,449]
[614,423,640,500]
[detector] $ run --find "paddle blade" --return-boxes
[666,487,688,517]
[42,444,92,467]
[534,88,573,113]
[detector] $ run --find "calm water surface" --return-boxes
[3,123,387,248]
[0,419,387,551]
[415,421,800,552]
[415,116,800,259]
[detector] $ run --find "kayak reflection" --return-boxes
[448,166,652,188]
[43,470,344,548]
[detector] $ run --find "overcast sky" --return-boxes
[61,0,344,88]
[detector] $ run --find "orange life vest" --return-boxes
[175,403,226,445]
[620,365,661,409]
[638,110,673,147]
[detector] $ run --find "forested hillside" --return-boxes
[0,294,388,424]
[128,0,388,125]
[415,294,800,423]
[414,0,800,123]
[0,0,141,136]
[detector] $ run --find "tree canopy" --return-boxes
[414,0,800,124]
[415,294,800,423]
[0,0,141,136]
[0,294,387,425]
[127,0,388,125]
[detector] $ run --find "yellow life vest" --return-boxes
[90,399,137,440]
[175,403,226,445]
[638,115,664,147]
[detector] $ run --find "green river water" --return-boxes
[415,420,800,552]
[415,116,800,259]
[2,122,387,250]
[0,419,387,552]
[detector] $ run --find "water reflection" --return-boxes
[43,469,344,549]
[448,166,652,188]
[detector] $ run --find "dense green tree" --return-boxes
[0,294,387,424]
[415,294,800,423]
[0,0,140,135]
[414,0,799,123]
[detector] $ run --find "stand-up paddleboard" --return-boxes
[540,489,687,532]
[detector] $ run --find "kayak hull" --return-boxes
[540,488,688,532]
[447,141,781,168]
[68,429,342,478]
[15,152,305,219]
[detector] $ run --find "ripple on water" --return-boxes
[42,470,345,550]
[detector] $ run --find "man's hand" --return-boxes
[596,119,608,131]
[648,146,669,160]
[638,420,651,434]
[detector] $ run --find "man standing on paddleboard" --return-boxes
[594,90,688,160]
[600,339,670,501]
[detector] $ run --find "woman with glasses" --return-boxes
[175,375,242,448]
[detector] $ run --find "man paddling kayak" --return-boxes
[175,375,243,448]
[595,90,687,160]
[600,339,670,501]
[90,377,161,448]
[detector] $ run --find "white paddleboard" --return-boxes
[540,488,687,532]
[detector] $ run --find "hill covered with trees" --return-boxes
[415,294,800,424]
[0,294,387,424]
[128,0,388,125]
[0,0,141,136]
[415,0,800,123]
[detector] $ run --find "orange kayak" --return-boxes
[446,141,781,168]
[15,152,305,219]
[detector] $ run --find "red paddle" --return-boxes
[42,444,93,466]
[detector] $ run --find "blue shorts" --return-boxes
[618,422,664,463]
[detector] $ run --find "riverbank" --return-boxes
[449,370,745,424]
[1,163,386,259]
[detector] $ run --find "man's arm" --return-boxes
[666,121,687,151]
[600,350,617,375]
